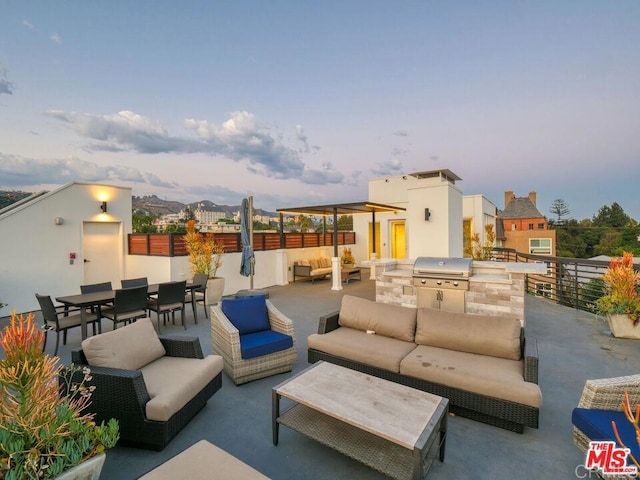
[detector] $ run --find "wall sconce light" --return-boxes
[425,208,431,221]
[100,201,108,214]
[54,217,64,225]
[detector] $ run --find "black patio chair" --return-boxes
[35,293,102,356]
[148,280,187,332]
[185,273,208,322]
[101,286,149,330]
[121,277,148,289]
[80,281,114,315]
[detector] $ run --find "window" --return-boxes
[538,223,545,229]
[535,282,552,298]
[529,238,552,255]
[528,223,534,230]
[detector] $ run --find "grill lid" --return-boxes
[413,257,473,278]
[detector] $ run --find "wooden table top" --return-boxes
[275,361,445,449]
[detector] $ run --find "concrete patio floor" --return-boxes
[30,273,640,479]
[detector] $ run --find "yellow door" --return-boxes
[368,222,381,259]
[390,221,406,259]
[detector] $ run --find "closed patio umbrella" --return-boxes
[240,197,255,287]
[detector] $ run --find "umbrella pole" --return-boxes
[249,195,254,290]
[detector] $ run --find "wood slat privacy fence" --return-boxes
[128,232,356,256]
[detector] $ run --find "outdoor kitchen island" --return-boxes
[366,258,547,326]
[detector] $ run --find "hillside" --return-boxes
[132,195,277,217]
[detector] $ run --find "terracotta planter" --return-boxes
[55,453,105,480]
[206,277,225,306]
[607,313,640,339]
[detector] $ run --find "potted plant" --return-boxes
[0,312,119,480]
[341,247,355,269]
[596,251,640,339]
[184,220,225,305]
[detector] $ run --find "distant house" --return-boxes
[497,190,556,298]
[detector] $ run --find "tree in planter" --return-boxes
[596,251,640,327]
[184,220,224,278]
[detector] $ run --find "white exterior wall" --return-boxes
[463,195,498,244]
[0,183,132,314]
[407,180,463,258]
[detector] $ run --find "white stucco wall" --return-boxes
[0,183,132,314]
[463,195,498,243]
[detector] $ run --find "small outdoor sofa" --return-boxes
[292,257,333,282]
[307,295,542,433]
[69,318,223,450]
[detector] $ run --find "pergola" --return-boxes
[276,201,406,258]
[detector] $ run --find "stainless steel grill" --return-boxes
[412,257,473,312]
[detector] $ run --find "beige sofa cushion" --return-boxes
[415,308,521,360]
[400,345,542,408]
[308,327,417,373]
[142,355,224,422]
[81,318,166,370]
[319,257,331,268]
[338,295,417,342]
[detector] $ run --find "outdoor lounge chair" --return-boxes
[69,318,224,451]
[211,295,297,385]
[572,374,640,474]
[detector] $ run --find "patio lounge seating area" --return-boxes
[21,275,640,479]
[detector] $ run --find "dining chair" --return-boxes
[35,293,102,356]
[148,280,187,332]
[101,286,149,330]
[185,273,208,322]
[121,277,148,289]
[80,281,114,315]
[80,281,113,293]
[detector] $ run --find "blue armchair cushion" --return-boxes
[221,296,270,335]
[572,408,640,462]
[239,330,294,360]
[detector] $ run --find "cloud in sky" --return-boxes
[0,66,14,95]
[50,33,63,44]
[22,20,34,29]
[46,109,343,185]
[371,158,403,176]
[393,130,408,137]
[0,153,176,189]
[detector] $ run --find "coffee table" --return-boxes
[272,361,448,480]
[340,267,361,284]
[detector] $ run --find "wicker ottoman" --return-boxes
[139,440,270,479]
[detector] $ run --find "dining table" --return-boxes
[56,282,198,340]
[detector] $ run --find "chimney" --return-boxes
[504,190,514,207]
[528,191,537,206]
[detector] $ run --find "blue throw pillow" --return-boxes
[221,295,271,335]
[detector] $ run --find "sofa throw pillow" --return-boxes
[309,258,320,270]
[319,257,331,268]
[82,317,166,370]
[221,295,271,335]
[338,295,417,343]
[298,259,310,266]
[415,308,522,360]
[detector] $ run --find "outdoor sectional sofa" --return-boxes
[307,295,542,433]
[293,257,333,282]
[69,318,223,450]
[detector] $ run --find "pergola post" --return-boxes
[331,207,342,291]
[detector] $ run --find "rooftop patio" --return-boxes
[27,273,640,478]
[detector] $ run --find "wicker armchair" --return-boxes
[211,299,297,385]
[572,374,640,477]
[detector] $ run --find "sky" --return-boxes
[1,1,639,220]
